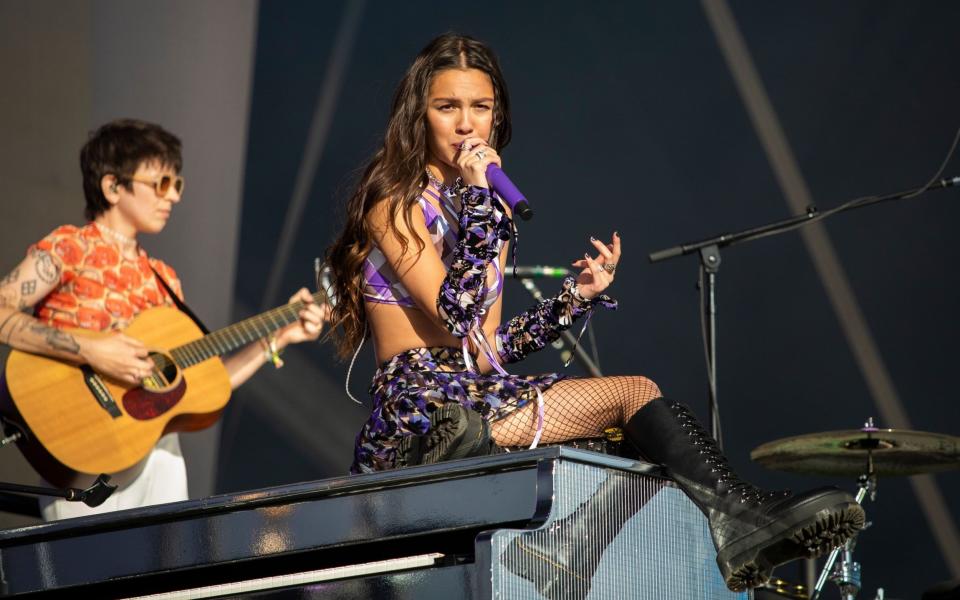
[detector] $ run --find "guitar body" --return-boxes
[3,306,231,487]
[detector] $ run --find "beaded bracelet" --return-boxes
[262,335,284,369]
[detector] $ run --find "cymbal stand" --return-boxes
[812,419,879,599]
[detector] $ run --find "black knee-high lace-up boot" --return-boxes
[623,398,866,591]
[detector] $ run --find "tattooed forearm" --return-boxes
[21,280,36,296]
[35,251,60,284]
[0,267,19,287]
[1,289,31,311]
[48,329,81,354]
[0,289,17,309]
[28,322,80,354]
[0,312,80,355]
[0,311,20,344]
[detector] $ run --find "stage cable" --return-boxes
[743,123,960,245]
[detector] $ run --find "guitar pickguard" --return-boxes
[123,378,187,420]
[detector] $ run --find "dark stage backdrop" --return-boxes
[8,2,958,596]
[222,2,960,597]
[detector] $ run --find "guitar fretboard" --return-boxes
[169,291,326,368]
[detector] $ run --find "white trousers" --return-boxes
[39,434,189,521]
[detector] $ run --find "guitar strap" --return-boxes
[150,266,210,335]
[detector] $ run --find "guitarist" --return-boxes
[0,119,327,520]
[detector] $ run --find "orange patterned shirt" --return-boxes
[30,223,184,332]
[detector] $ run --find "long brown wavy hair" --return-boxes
[326,33,512,358]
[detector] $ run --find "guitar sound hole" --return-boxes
[145,351,180,390]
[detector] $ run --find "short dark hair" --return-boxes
[80,119,183,220]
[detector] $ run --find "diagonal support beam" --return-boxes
[261,0,366,310]
[701,0,960,577]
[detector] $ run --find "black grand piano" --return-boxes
[0,448,745,599]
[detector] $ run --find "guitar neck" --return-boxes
[170,291,326,368]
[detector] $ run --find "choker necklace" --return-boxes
[94,222,137,249]
[425,168,461,195]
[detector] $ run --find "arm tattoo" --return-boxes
[0,267,21,308]
[0,267,19,287]
[35,251,60,284]
[0,312,19,344]
[0,289,17,309]
[0,312,80,355]
[28,322,80,354]
[21,280,36,296]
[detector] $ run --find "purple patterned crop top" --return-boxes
[362,185,505,309]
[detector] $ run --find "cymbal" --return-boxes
[751,427,960,477]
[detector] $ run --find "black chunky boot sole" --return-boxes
[718,496,866,591]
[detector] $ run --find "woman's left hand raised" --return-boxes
[275,287,331,348]
[570,232,621,300]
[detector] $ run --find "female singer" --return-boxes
[325,34,862,591]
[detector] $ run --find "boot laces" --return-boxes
[674,404,765,503]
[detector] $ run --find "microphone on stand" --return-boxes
[487,164,533,221]
[507,265,571,279]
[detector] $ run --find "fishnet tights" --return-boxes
[490,376,662,448]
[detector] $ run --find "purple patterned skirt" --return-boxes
[350,346,564,473]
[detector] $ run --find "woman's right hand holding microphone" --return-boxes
[457,137,501,189]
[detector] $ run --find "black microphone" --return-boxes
[486,164,533,220]
[508,265,570,278]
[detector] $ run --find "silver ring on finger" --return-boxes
[603,263,617,274]
[475,149,486,161]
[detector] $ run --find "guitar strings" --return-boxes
[136,289,330,391]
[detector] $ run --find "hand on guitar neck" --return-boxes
[220,287,329,389]
[272,288,330,348]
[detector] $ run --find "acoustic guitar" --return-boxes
[1,291,326,488]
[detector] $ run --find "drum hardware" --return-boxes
[752,417,960,600]
[811,473,871,599]
[755,577,809,599]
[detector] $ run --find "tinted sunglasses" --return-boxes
[129,173,185,197]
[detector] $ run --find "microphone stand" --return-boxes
[0,430,117,512]
[648,176,960,449]
[516,277,603,377]
[0,475,116,509]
